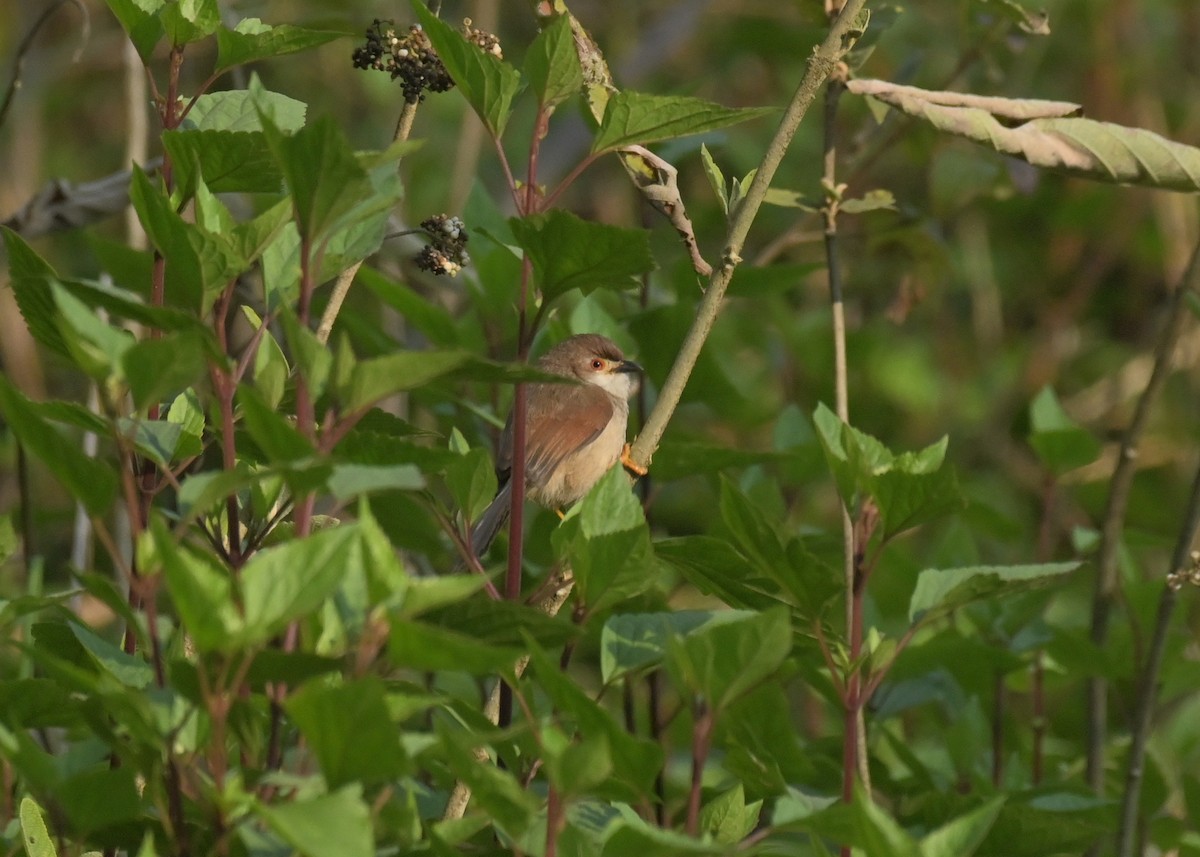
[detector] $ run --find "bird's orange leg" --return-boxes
[620,443,648,476]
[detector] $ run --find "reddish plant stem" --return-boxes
[648,671,666,825]
[545,785,565,857]
[685,702,714,836]
[839,546,867,857]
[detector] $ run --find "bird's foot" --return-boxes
[620,443,648,476]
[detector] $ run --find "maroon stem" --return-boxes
[545,786,564,857]
[685,702,714,836]
[839,557,866,857]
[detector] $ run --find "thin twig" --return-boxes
[627,0,869,469]
[1087,241,1200,790]
[1116,460,1200,857]
[0,0,89,133]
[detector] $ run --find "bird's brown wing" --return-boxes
[495,382,613,488]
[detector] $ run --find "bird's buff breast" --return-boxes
[529,400,628,509]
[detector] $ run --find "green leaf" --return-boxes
[601,814,724,856]
[436,719,539,835]
[342,350,471,413]
[560,467,659,615]
[813,402,963,540]
[699,144,729,216]
[1028,386,1101,475]
[389,620,521,674]
[3,228,70,358]
[600,611,729,684]
[921,796,1006,857]
[19,796,57,857]
[524,14,582,108]
[239,525,363,647]
[68,622,154,689]
[666,606,791,712]
[412,2,522,138]
[129,166,239,311]
[160,0,219,46]
[510,209,654,303]
[591,91,773,153]
[279,309,332,399]
[215,19,347,75]
[56,276,205,334]
[356,265,458,346]
[908,562,1080,624]
[0,377,118,516]
[103,0,164,63]
[186,81,308,132]
[57,767,142,834]
[526,640,663,798]
[327,464,425,502]
[444,443,497,522]
[51,282,135,379]
[840,188,897,213]
[655,537,789,613]
[122,330,210,410]
[285,678,407,788]
[156,523,240,652]
[238,386,315,463]
[161,130,281,198]
[241,307,289,409]
[258,786,373,857]
[699,784,762,845]
[260,114,373,242]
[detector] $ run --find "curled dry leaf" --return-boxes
[620,145,713,278]
[848,78,1200,193]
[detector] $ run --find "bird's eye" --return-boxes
[591,359,604,370]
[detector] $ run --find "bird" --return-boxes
[469,333,645,559]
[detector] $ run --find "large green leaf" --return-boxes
[186,81,308,133]
[238,525,363,646]
[257,786,373,857]
[285,677,407,788]
[129,166,239,311]
[921,796,1006,857]
[260,114,373,243]
[524,13,582,109]
[103,0,165,63]
[341,349,472,413]
[665,606,792,712]
[908,562,1080,624]
[215,18,347,75]
[592,91,773,153]
[600,611,725,684]
[814,402,964,540]
[159,0,219,46]
[510,209,654,303]
[3,229,70,358]
[557,466,660,615]
[0,376,118,516]
[412,2,522,138]
[162,130,283,197]
[1027,386,1101,475]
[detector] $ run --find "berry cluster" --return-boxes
[351,20,454,104]
[351,18,504,105]
[416,215,470,278]
[461,17,503,59]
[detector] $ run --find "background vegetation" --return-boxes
[0,0,1198,855]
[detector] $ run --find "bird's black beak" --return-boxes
[616,359,643,374]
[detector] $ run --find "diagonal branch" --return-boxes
[627,0,869,468]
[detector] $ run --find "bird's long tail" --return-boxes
[470,480,512,559]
